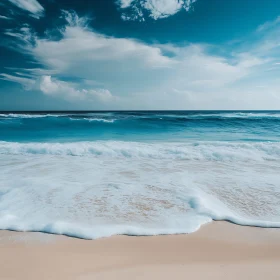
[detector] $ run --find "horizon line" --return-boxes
[1,109,280,113]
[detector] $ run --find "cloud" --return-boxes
[7,0,44,19]
[30,11,173,72]
[118,0,135,9]
[0,73,114,103]
[252,17,280,58]
[116,0,197,21]
[39,76,114,102]
[2,10,280,109]
[2,10,175,100]
[0,15,11,20]
[256,16,280,33]
[4,24,35,49]
[0,73,35,89]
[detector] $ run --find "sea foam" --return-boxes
[0,140,280,239]
[0,141,279,161]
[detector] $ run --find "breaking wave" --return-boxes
[0,141,280,161]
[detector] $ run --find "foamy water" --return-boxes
[0,111,280,239]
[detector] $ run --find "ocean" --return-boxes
[0,111,280,239]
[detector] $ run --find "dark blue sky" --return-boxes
[1,0,280,110]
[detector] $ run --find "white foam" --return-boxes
[0,141,280,239]
[1,112,280,120]
[153,112,280,119]
[69,118,116,123]
[0,141,279,161]
[0,113,63,119]
[88,118,116,123]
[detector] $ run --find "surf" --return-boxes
[0,111,280,239]
[0,141,279,161]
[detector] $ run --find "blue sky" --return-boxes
[1,0,280,110]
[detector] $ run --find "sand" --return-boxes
[0,222,280,280]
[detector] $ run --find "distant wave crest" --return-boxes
[1,112,280,120]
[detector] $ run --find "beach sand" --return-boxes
[0,222,280,280]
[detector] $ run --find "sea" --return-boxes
[0,111,280,239]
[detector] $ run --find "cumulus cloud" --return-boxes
[2,10,175,103]
[31,11,173,72]
[0,73,114,103]
[117,0,197,21]
[39,76,113,102]
[7,0,44,19]
[2,10,280,109]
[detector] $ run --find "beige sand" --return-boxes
[0,222,280,280]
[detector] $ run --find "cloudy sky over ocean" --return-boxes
[1,0,280,110]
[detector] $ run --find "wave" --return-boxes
[0,113,117,124]
[2,217,280,240]
[176,112,280,119]
[1,141,280,161]
[70,117,116,123]
[0,216,211,240]
[1,111,280,120]
[0,113,65,119]
[0,189,280,240]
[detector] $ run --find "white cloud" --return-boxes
[0,15,11,20]
[5,25,35,48]
[39,76,113,102]
[0,73,35,89]
[117,0,197,21]
[31,11,173,73]
[0,73,114,103]
[2,10,280,109]
[117,0,135,9]
[257,16,280,33]
[7,0,44,19]
[254,21,280,57]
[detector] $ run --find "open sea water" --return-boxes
[0,111,280,239]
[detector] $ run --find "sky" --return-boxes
[1,0,280,110]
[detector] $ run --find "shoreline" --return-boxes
[1,222,280,279]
